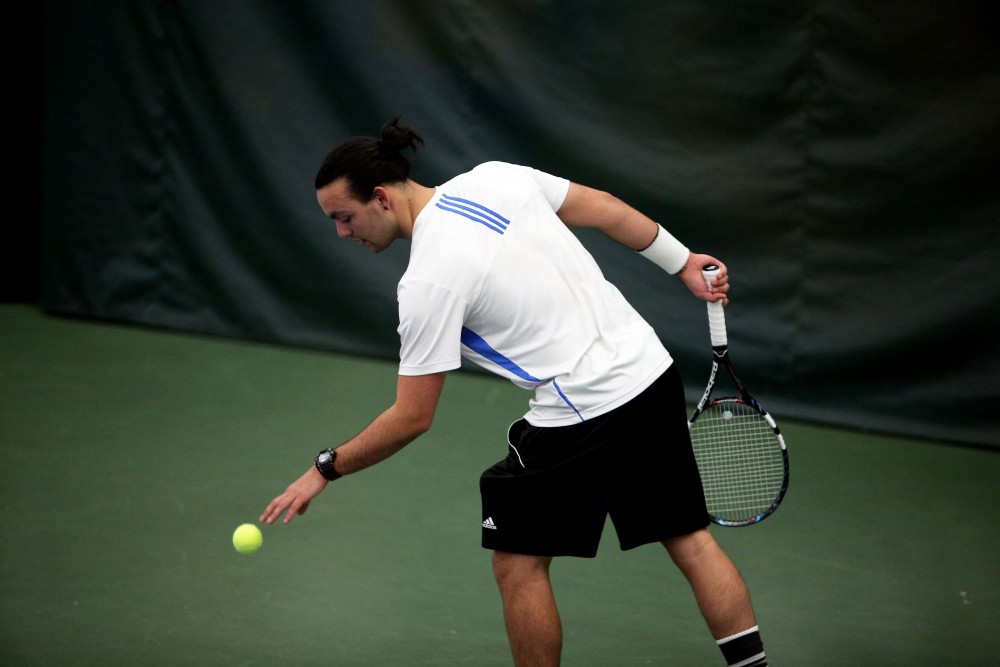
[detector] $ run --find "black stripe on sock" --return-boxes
[719,629,766,666]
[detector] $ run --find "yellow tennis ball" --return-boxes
[232,523,262,554]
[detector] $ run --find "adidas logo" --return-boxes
[482,517,497,530]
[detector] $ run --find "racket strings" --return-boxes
[690,400,785,522]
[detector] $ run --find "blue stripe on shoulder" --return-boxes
[436,194,510,235]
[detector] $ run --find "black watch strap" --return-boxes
[315,448,342,481]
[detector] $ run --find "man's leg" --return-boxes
[492,550,562,667]
[662,527,756,637]
[663,527,767,666]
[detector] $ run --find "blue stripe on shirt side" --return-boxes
[551,380,584,422]
[460,327,541,382]
[460,330,584,422]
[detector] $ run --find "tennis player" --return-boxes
[261,117,768,667]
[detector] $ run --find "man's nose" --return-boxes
[335,221,351,239]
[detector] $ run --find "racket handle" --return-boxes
[702,265,728,348]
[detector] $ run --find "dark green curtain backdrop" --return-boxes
[40,1,999,448]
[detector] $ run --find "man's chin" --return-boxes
[357,239,387,253]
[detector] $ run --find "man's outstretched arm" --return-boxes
[261,371,446,524]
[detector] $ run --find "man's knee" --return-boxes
[662,527,718,565]
[492,551,553,590]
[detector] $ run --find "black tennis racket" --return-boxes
[687,265,789,527]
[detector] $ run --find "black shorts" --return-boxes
[479,364,709,558]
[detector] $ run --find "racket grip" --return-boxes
[702,265,728,348]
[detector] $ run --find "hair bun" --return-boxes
[379,115,424,157]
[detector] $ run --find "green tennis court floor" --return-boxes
[2,305,997,666]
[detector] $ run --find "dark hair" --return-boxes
[314,116,425,201]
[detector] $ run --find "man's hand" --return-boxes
[678,253,730,305]
[260,466,328,525]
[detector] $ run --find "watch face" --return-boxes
[316,449,340,481]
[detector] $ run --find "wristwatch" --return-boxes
[314,448,343,481]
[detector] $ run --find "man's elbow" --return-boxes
[412,414,434,436]
[400,409,435,438]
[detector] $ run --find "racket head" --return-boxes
[689,397,789,527]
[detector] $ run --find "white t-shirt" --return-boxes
[397,161,672,427]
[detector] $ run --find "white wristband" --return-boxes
[638,224,689,274]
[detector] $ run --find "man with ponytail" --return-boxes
[262,116,768,667]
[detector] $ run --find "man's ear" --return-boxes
[373,186,390,210]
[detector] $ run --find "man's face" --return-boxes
[316,178,395,253]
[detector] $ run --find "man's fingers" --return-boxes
[260,502,279,524]
[262,492,293,525]
[262,468,326,525]
[283,497,305,524]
